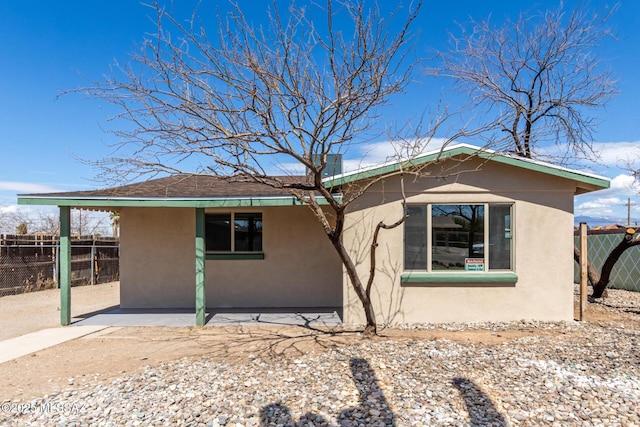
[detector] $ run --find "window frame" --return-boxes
[204,212,264,260]
[402,203,516,283]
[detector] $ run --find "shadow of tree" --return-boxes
[452,377,507,427]
[260,358,395,426]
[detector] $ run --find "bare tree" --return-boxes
[1,208,110,237]
[429,3,626,299]
[36,211,62,234]
[75,0,466,335]
[429,3,617,162]
[0,208,34,235]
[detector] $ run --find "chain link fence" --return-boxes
[574,229,640,292]
[0,234,119,297]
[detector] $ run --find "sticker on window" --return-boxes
[465,258,485,272]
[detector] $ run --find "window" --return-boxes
[205,213,262,252]
[404,204,513,272]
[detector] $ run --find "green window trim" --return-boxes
[206,252,265,260]
[401,272,518,284]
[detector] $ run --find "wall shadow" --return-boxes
[452,377,507,427]
[260,357,395,426]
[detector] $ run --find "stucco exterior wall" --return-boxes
[341,158,577,325]
[119,205,342,310]
[120,207,196,308]
[117,155,586,323]
[205,206,343,309]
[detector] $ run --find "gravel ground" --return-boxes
[1,288,639,427]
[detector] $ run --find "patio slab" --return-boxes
[72,308,343,328]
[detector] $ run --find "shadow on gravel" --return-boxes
[260,358,396,426]
[452,377,507,427]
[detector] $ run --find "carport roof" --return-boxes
[18,174,313,208]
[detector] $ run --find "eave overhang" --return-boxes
[17,195,329,208]
[323,144,610,194]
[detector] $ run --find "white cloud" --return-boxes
[0,181,61,193]
[590,141,640,168]
[266,137,454,175]
[575,174,640,203]
[575,197,620,219]
[609,174,636,190]
[352,138,452,166]
[0,205,21,215]
[574,172,640,221]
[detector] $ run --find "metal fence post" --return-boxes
[90,240,95,286]
[55,242,59,289]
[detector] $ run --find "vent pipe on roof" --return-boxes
[311,154,343,178]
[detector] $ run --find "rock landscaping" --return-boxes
[1,288,639,426]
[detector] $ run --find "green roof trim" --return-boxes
[17,196,325,208]
[323,144,610,191]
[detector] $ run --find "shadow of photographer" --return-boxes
[452,377,508,427]
[260,357,395,426]
[259,359,507,426]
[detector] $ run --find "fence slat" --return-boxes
[574,229,640,293]
[0,236,119,297]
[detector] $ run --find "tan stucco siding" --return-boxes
[206,206,342,309]
[120,207,196,308]
[342,159,578,325]
[120,205,342,310]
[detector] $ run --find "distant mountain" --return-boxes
[574,215,624,227]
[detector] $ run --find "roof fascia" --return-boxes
[17,196,329,208]
[476,151,610,190]
[323,144,610,190]
[323,146,470,187]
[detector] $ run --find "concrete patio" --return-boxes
[72,308,343,328]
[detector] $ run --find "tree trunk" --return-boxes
[591,228,640,298]
[573,246,601,288]
[304,195,378,336]
[329,235,377,336]
[575,228,640,299]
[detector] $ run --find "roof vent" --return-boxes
[312,154,343,177]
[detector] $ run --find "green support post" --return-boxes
[59,206,71,326]
[195,208,206,326]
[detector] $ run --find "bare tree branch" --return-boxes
[428,3,618,163]
[71,0,454,335]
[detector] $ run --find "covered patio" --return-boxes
[18,175,343,328]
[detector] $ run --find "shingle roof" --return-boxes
[17,175,312,208]
[26,174,307,199]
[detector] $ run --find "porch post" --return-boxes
[59,206,71,326]
[195,208,206,326]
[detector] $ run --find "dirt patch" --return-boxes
[0,282,638,403]
[0,282,120,341]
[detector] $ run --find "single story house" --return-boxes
[18,144,609,326]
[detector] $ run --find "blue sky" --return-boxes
[1,0,639,229]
